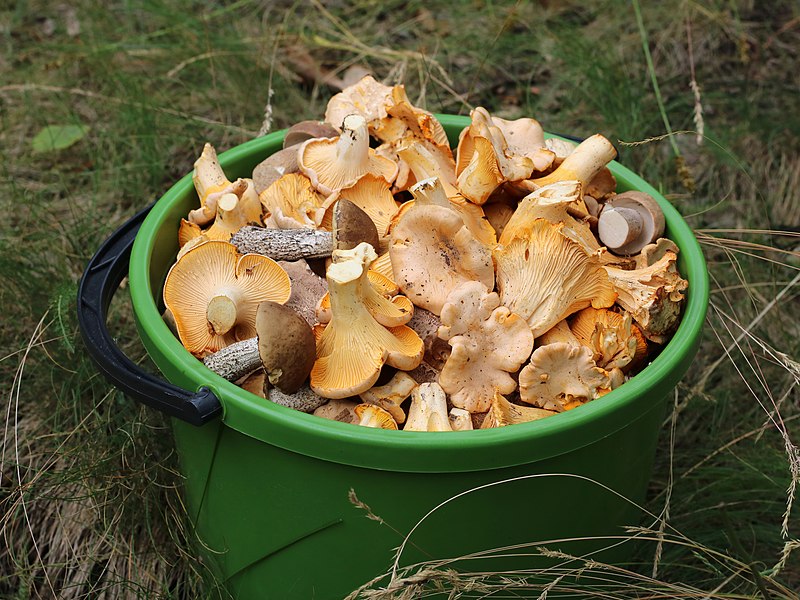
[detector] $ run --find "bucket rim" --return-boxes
[129,114,709,473]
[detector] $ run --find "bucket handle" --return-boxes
[76,204,223,426]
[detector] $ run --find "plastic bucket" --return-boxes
[78,114,709,599]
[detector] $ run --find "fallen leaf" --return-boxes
[32,124,89,153]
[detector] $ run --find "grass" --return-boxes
[1,0,799,597]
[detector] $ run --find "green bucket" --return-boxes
[79,115,708,599]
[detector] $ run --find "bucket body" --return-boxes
[127,115,709,598]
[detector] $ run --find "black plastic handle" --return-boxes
[76,204,223,426]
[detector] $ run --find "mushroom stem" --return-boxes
[597,206,643,249]
[207,293,238,335]
[203,337,260,381]
[337,114,370,166]
[231,226,333,260]
[525,134,617,191]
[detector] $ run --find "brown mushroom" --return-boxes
[597,191,665,256]
[252,147,300,194]
[283,120,339,148]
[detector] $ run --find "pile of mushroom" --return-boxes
[163,75,689,432]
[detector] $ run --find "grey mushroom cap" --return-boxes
[283,121,339,149]
[333,198,380,251]
[256,301,316,394]
[252,147,300,194]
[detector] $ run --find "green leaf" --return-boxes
[32,124,90,153]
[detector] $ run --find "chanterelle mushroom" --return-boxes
[455,108,535,205]
[493,219,616,337]
[190,143,230,226]
[390,202,494,315]
[324,75,394,131]
[437,281,534,413]
[359,371,417,425]
[163,241,291,356]
[481,391,557,428]
[310,247,423,399]
[259,173,327,229]
[528,134,617,190]
[499,181,604,260]
[354,404,398,430]
[298,114,398,197]
[404,382,452,432]
[181,177,264,245]
[316,243,413,327]
[569,307,648,372]
[603,250,688,343]
[518,343,611,412]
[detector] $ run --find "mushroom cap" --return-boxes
[481,391,557,428]
[396,140,458,196]
[299,114,398,197]
[259,173,327,229]
[191,143,230,225]
[204,179,264,242]
[545,137,577,162]
[603,250,687,343]
[518,343,610,411]
[332,198,380,252]
[256,301,316,394]
[499,180,604,260]
[252,146,300,194]
[391,180,497,248]
[437,281,534,413]
[310,250,423,399]
[312,398,359,423]
[163,241,291,356]
[324,75,394,130]
[374,86,449,146]
[358,371,417,425]
[354,403,399,429]
[448,407,474,431]
[569,307,647,372]
[536,319,581,347]
[456,135,504,205]
[283,120,339,149]
[494,219,616,337]
[325,173,400,252]
[491,114,555,174]
[455,107,536,204]
[390,204,494,315]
